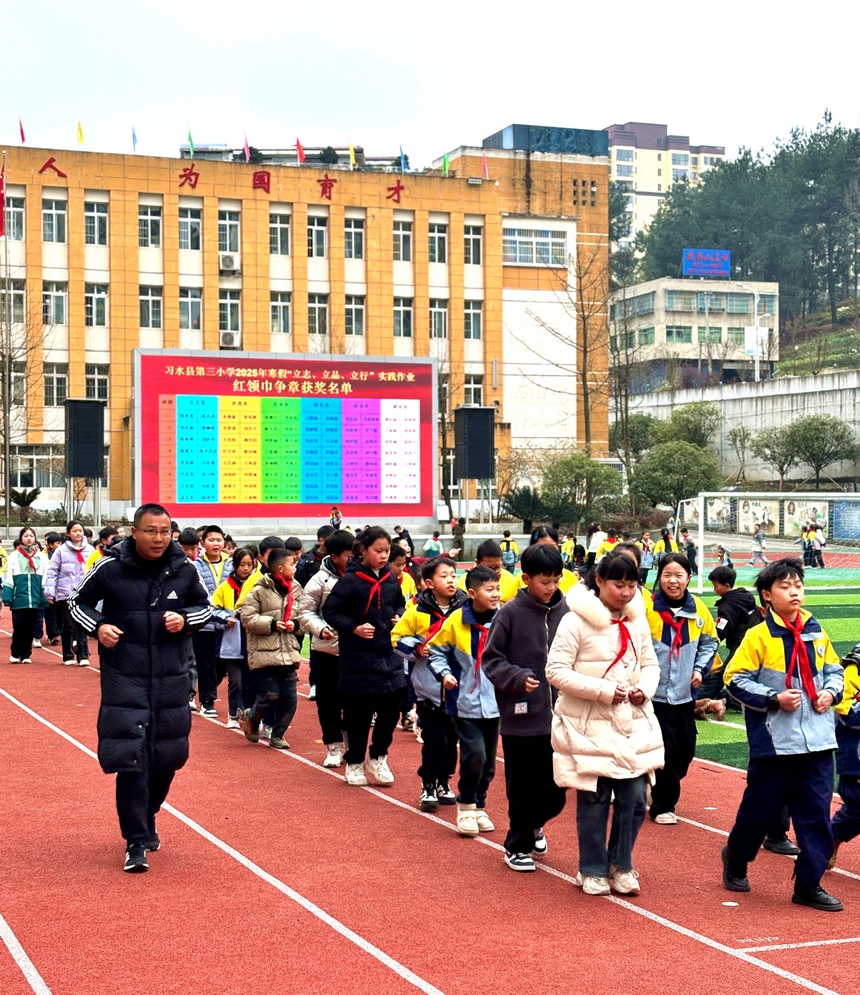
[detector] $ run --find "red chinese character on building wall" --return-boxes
[317,172,337,200]
[253,170,271,193]
[178,164,200,189]
[39,157,67,178]
[386,178,405,203]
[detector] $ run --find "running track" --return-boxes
[1,631,858,995]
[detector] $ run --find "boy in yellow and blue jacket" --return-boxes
[428,565,500,837]
[457,540,518,604]
[722,559,844,912]
[829,643,860,870]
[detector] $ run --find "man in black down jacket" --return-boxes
[70,503,212,873]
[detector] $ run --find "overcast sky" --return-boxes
[4,0,856,170]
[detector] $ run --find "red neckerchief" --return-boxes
[471,625,490,692]
[355,569,391,614]
[70,542,85,564]
[272,576,294,626]
[783,612,818,702]
[603,617,634,678]
[18,545,39,573]
[657,610,684,662]
[227,574,243,608]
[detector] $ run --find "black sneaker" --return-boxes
[145,833,161,852]
[200,703,218,718]
[721,845,750,892]
[435,781,456,805]
[123,843,149,873]
[242,708,260,743]
[792,882,843,912]
[419,784,439,811]
[504,851,536,872]
[762,835,800,857]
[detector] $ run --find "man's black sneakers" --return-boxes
[124,843,149,873]
[721,845,750,892]
[792,882,843,912]
[762,834,800,856]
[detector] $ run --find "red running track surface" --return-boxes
[1,629,858,995]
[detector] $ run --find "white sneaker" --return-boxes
[609,866,641,895]
[21,658,32,665]
[63,658,76,666]
[33,639,42,648]
[456,803,480,836]
[226,716,240,729]
[345,763,368,786]
[307,685,317,701]
[323,743,344,768]
[575,873,611,896]
[9,656,21,664]
[474,809,495,832]
[364,755,394,785]
[653,812,678,825]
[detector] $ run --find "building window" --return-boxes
[84,202,108,245]
[610,330,636,352]
[345,295,365,336]
[664,290,696,312]
[44,363,68,407]
[308,294,328,336]
[464,300,482,340]
[84,284,108,326]
[393,220,412,261]
[429,299,448,339]
[270,291,291,334]
[218,210,240,253]
[502,228,567,266]
[614,291,655,319]
[726,293,751,314]
[703,155,720,167]
[691,156,699,167]
[463,374,483,406]
[665,325,693,344]
[179,288,201,329]
[179,207,202,250]
[10,444,67,487]
[464,225,482,265]
[307,216,327,257]
[10,363,26,407]
[138,206,161,248]
[219,290,241,332]
[697,292,725,312]
[1,279,25,324]
[429,222,447,264]
[615,149,634,161]
[270,214,290,255]
[85,364,109,402]
[727,327,745,345]
[4,197,24,241]
[616,164,634,177]
[42,281,67,325]
[344,218,364,260]
[638,326,655,347]
[139,286,163,328]
[671,153,689,166]
[758,295,776,315]
[698,326,722,344]
[671,169,689,182]
[42,199,67,243]
[394,297,413,338]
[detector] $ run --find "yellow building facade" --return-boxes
[1,137,609,517]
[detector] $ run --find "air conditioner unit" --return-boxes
[219,252,241,273]
[219,330,240,349]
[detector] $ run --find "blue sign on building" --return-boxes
[682,248,731,278]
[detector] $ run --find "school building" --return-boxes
[0,126,610,519]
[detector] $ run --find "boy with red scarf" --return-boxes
[722,558,844,911]
[238,548,303,750]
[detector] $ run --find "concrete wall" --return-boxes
[624,371,860,482]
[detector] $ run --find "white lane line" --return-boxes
[742,937,860,953]
[0,688,446,995]
[0,913,53,995]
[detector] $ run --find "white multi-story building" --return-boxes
[605,122,726,243]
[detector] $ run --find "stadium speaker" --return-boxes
[65,400,105,479]
[454,407,495,480]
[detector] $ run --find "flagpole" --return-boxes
[2,150,11,533]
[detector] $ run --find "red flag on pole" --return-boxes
[19,118,25,144]
[0,161,6,238]
[243,134,251,163]
[296,137,306,164]
[482,149,489,179]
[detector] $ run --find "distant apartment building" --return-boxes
[610,276,779,389]
[604,123,726,243]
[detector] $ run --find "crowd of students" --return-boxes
[2,517,858,910]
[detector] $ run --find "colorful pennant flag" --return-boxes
[442,151,449,177]
[0,160,6,238]
[187,127,195,157]
[243,134,251,163]
[76,121,85,145]
[19,118,25,144]
[132,126,138,152]
[349,144,357,169]
[482,149,489,179]
[399,145,407,173]
[296,137,306,164]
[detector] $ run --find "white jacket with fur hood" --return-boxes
[546,584,665,791]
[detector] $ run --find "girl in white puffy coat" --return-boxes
[546,552,664,897]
